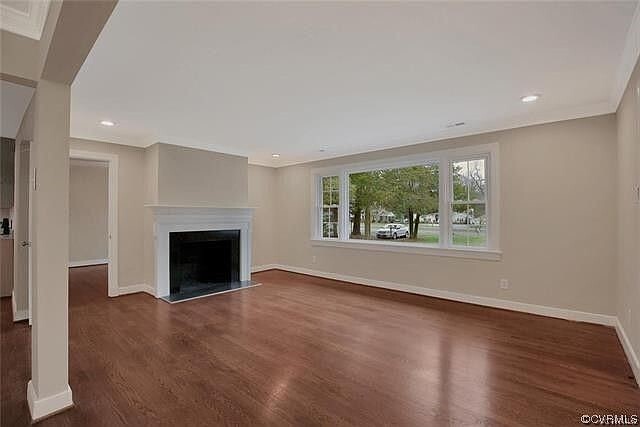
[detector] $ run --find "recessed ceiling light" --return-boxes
[520,94,540,103]
[271,153,280,158]
[100,120,115,126]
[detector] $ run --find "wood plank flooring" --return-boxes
[1,265,638,426]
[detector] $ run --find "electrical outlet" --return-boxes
[499,279,509,290]
[312,255,317,264]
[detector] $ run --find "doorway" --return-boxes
[68,150,118,297]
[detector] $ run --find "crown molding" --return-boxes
[0,0,50,40]
[612,1,640,110]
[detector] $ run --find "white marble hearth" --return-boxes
[147,206,253,298]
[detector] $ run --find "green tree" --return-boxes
[380,165,439,239]
[452,163,467,203]
[350,171,383,238]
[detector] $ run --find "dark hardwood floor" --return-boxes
[1,265,638,426]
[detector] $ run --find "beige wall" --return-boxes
[248,165,278,267]
[0,29,39,86]
[68,162,108,262]
[616,58,640,366]
[69,138,146,288]
[141,143,252,290]
[67,112,622,322]
[30,79,71,401]
[144,143,159,204]
[274,114,618,315]
[65,141,263,292]
[153,143,248,207]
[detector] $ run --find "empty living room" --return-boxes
[1,0,640,425]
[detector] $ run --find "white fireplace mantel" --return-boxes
[147,205,254,298]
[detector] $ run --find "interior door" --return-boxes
[15,141,32,324]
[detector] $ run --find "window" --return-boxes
[349,163,439,244]
[321,176,339,238]
[312,143,499,258]
[451,158,487,247]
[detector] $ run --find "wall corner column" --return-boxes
[27,78,73,421]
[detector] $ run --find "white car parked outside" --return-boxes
[375,223,410,239]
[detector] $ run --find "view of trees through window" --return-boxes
[317,147,495,250]
[321,176,339,238]
[344,159,488,247]
[349,163,440,244]
[451,158,487,247]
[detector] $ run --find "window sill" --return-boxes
[310,238,502,261]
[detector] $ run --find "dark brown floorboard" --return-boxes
[1,265,638,426]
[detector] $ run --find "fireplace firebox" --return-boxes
[163,229,256,302]
[170,229,240,293]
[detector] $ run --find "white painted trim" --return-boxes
[148,206,253,298]
[11,290,28,322]
[69,149,119,298]
[311,143,497,177]
[310,238,502,261]
[118,283,156,297]
[0,0,50,40]
[615,318,640,387]
[27,381,73,422]
[69,158,109,168]
[255,264,617,326]
[612,2,640,109]
[252,264,280,273]
[310,142,500,253]
[68,259,109,268]
[144,204,254,209]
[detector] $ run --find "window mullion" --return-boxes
[439,158,450,249]
[485,155,492,249]
[340,171,349,241]
[315,175,322,239]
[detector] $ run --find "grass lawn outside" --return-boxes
[351,222,487,247]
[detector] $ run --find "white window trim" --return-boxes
[310,143,501,261]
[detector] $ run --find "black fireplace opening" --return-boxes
[169,230,240,296]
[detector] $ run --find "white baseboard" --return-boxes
[118,283,155,297]
[251,264,279,273]
[615,318,640,387]
[68,259,109,268]
[27,381,73,422]
[11,290,28,322]
[257,264,617,327]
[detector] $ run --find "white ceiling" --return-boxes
[1,80,33,139]
[0,0,50,40]
[71,1,640,166]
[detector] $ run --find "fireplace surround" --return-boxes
[147,206,254,300]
